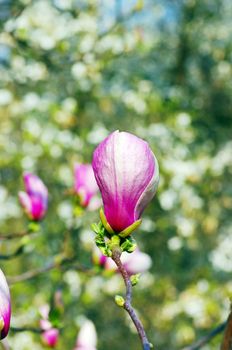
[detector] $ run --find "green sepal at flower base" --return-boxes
[120,237,137,253]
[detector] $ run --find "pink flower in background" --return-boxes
[119,249,152,275]
[93,248,152,276]
[74,320,97,350]
[92,131,159,232]
[74,163,101,210]
[19,172,48,221]
[0,269,11,340]
[92,247,108,267]
[42,328,59,348]
[39,304,59,348]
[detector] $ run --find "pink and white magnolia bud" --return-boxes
[42,328,59,348]
[92,131,159,232]
[74,163,101,210]
[19,172,48,221]
[74,320,97,350]
[39,304,59,348]
[0,269,11,340]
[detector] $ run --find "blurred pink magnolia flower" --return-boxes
[93,248,152,276]
[42,328,59,348]
[74,320,97,350]
[39,304,59,348]
[92,131,159,232]
[19,172,48,221]
[0,269,11,340]
[41,328,59,348]
[74,163,101,210]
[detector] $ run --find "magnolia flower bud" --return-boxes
[74,320,97,350]
[92,131,159,232]
[42,328,59,348]
[74,163,101,210]
[19,172,48,221]
[39,304,59,348]
[0,269,11,340]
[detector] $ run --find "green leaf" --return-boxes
[121,237,137,253]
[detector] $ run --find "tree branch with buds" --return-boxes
[7,254,91,285]
[0,231,29,241]
[111,246,151,350]
[0,245,25,260]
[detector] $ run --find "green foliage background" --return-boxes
[0,0,232,349]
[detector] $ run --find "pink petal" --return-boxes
[74,164,99,207]
[18,191,32,218]
[0,269,11,339]
[30,195,46,220]
[23,172,48,207]
[42,328,59,347]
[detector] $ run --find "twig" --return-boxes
[221,307,232,350]
[0,245,24,260]
[7,259,60,284]
[10,326,43,334]
[0,231,29,240]
[181,321,226,350]
[111,247,151,350]
[7,255,91,284]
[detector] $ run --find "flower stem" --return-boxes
[111,247,151,350]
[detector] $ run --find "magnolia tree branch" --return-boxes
[181,321,226,350]
[0,231,30,240]
[221,308,232,350]
[0,245,25,260]
[7,254,92,285]
[7,258,61,284]
[10,326,43,334]
[111,247,151,350]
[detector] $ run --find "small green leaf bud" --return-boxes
[130,274,140,286]
[97,245,112,257]
[114,295,125,307]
